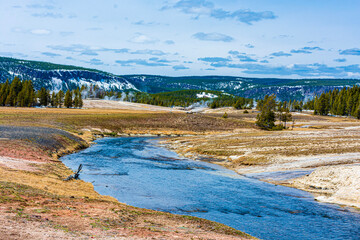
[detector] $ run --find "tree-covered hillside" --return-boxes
[0,57,137,92]
[123,75,360,101]
[0,77,82,108]
[1,56,360,101]
[123,90,253,109]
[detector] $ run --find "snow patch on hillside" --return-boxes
[67,78,138,91]
[8,71,20,76]
[196,92,218,98]
[51,77,63,92]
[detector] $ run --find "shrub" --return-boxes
[271,124,285,131]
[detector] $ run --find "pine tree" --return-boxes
[27,82,35,107]
[356,107,360,120]
[0,79,10,106]
[57,90,64,108]
[19,80,35,107]
[50,92,57,107]
[256,108,276,130]
[38,87,48,106]
[78,89,83,108]
[234,98,245,109]
[315,93,329,115]
[256,95,277,130]
[72,88,83,108]
[5,77,22,106]
[5,88,16,106]
[64,89,72,108]
[279,108,292,128]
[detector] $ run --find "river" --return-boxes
[61,137,360,240]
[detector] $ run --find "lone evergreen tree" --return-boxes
[256,95,277,130]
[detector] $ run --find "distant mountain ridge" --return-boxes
[0,57,137,92]
[1,56,359,101]
[122,75,360,101]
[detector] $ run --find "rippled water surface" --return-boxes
[61,137,360,240]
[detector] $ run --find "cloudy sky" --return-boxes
[1,0,360,78]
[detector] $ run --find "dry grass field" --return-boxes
[165,109,360,170]
[0,106,255,239]
[0,107,252,136]
[0,102,359,238]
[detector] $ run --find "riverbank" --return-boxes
[1,104,359,238]
[162,109,360,209]
[0,107,255,239]
[60,136,360,240]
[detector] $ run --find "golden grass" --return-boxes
[0,179,255,239]
[166,112,360,169]
[0,163,116,202]
[0,106,259,239]
[231,156,270,166]
[0,107,252,135]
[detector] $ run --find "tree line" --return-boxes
[303,85,360,118]
[0,77,82,108]
[122,90,254,109]
[210,96,253,109]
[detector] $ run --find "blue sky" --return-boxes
[1,0,360,78]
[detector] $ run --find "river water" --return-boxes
[61,137,360,240]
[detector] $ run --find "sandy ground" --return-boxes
[83,99,182,112]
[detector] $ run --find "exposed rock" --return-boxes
[291,165,360,208]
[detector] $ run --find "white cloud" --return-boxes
[193,32,233,42]
[30,29,51,35]
[129,33,157,44]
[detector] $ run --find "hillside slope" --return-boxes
[123,75,360,101]
[0,57,137,92]
[1,56,360,101]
